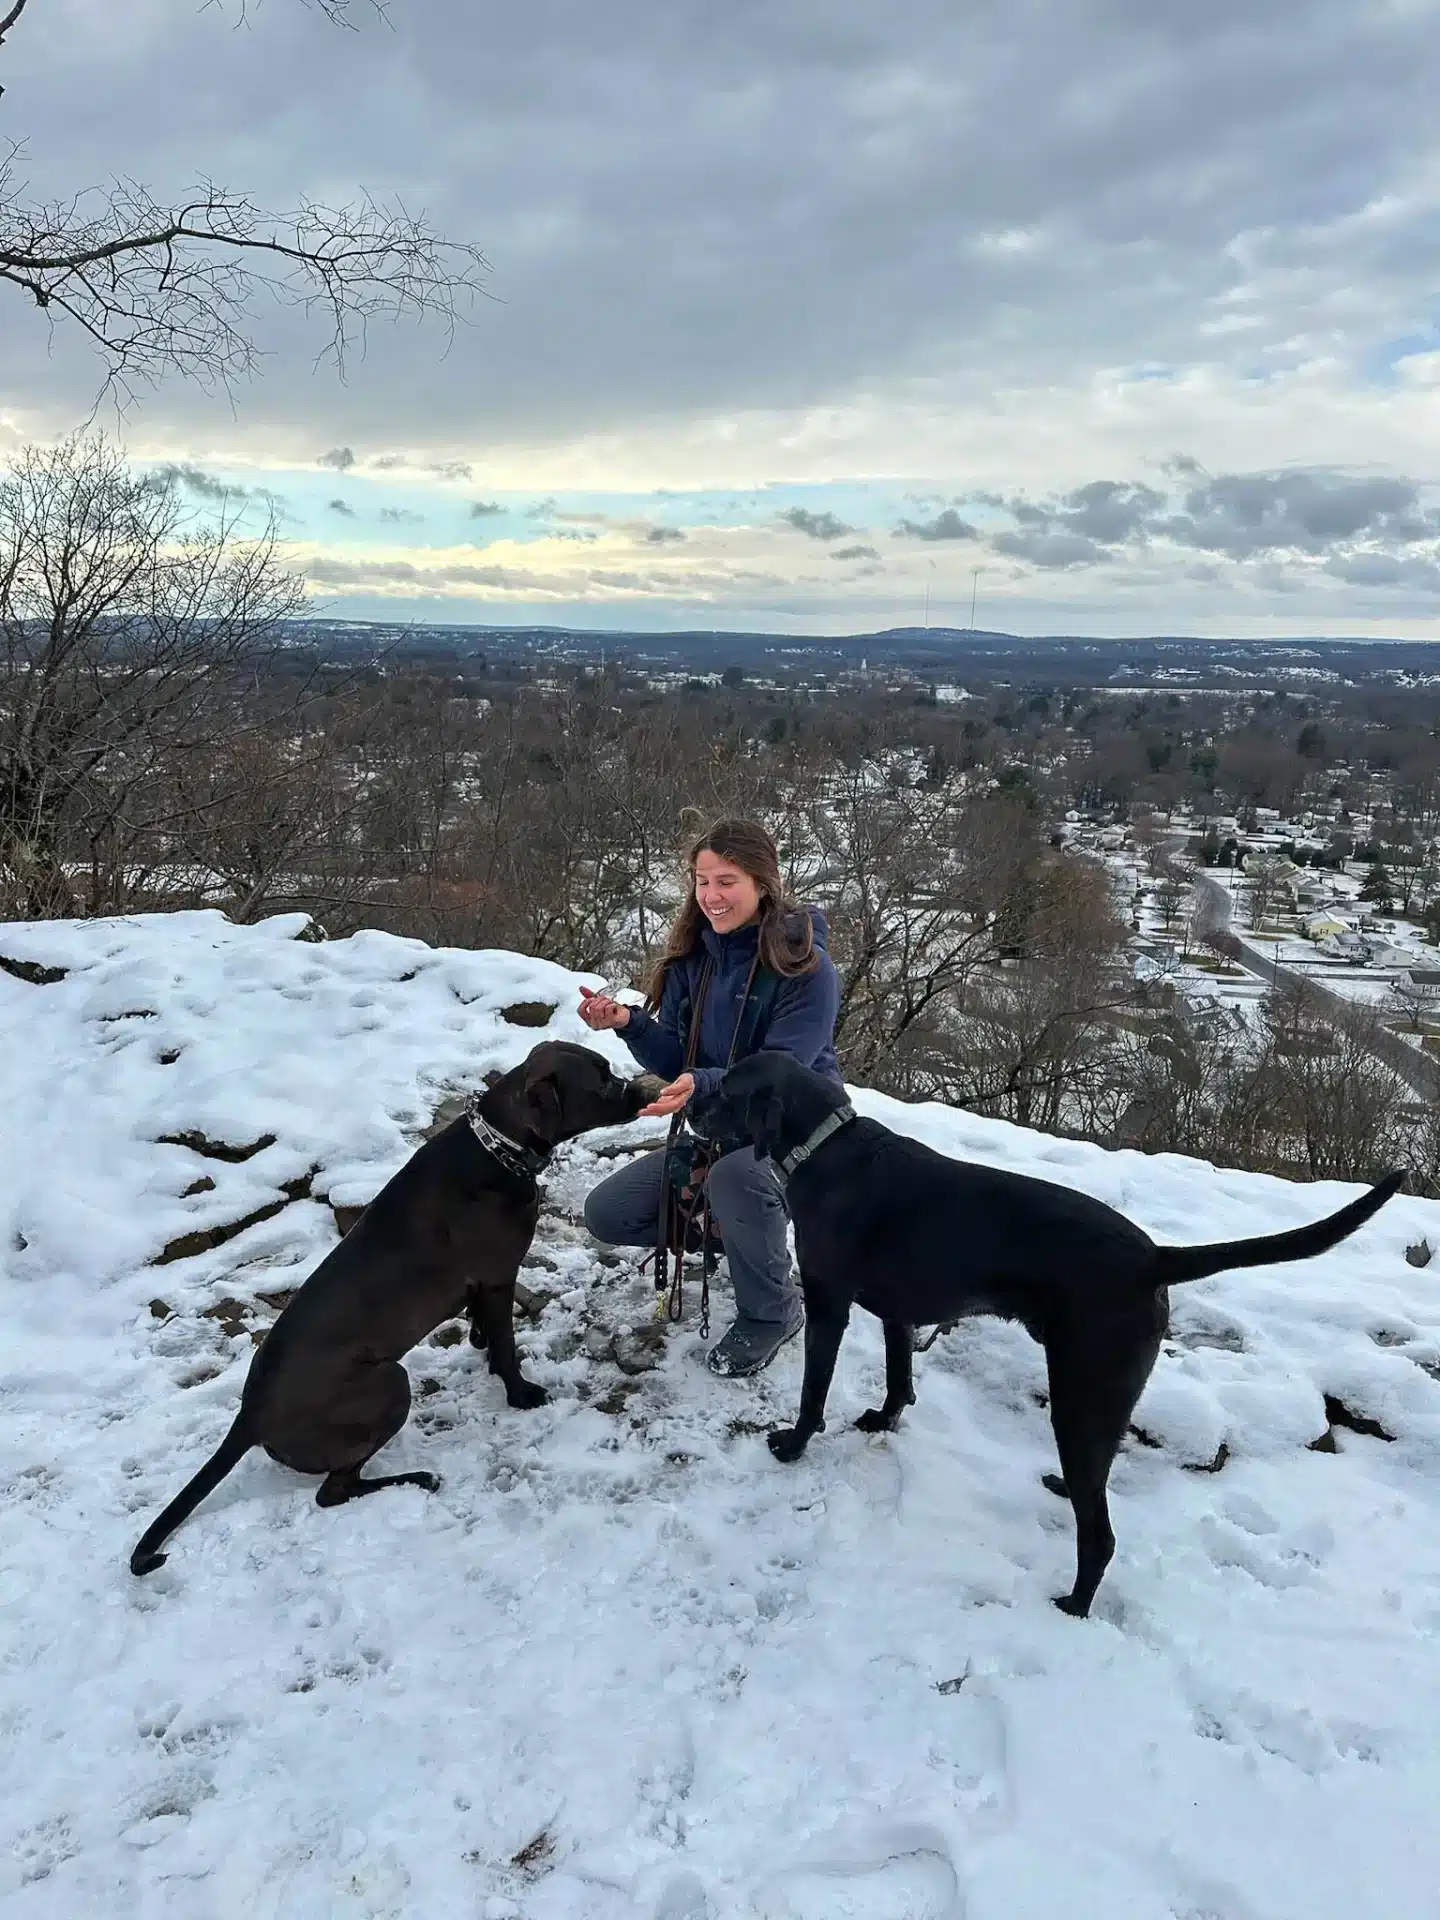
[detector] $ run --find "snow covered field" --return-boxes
[3,911,1440,1920]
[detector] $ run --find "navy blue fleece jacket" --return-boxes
[621,906,842,1098]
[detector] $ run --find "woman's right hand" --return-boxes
[578,984,631,1031]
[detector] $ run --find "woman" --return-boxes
[579,819,842,1377]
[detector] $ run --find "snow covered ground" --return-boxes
[3,911,1440,1920]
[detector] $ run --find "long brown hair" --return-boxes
[642,818,818,1008]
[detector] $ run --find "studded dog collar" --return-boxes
[466,1103,551,1183]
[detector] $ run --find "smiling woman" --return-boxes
[578,818,842,1378]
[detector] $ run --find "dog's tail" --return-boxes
[129,1412,254,1576]
[1153,1170,1404,1288]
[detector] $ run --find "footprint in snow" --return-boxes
[651,1870,713,1918]
[746,1826,966,1920]
[1197,1512,1323,1591]
[1183,1672,1382,1773]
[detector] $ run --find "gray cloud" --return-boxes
[8,3,1440,626]
[991,528,1107,569]
[379,507,423,524]
[1160,470,1440,559]
[1254,563,1303,595]
[151,462,247,501]
[365,454,473,478]
[781,507,855,541]
[894,509,979,542]
[972,466,1440,578]
[307,558,573,591]
[830,543,880,561]
[644,525,687,543]
[8,1,1437,479]
[965,478,1163,568]
[318,448,356,472]
[303,555,794,597]
[327,498,357,517]
[469,499,504,517]
[1055,482,1166,544]
[1324,551,1440,591]
[11,0,1410,478]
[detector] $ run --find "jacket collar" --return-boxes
[698,919,761,964]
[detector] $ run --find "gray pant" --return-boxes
[583,1145,799,1327]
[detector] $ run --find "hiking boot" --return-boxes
[704,1309,803,1378]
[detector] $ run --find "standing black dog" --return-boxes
[689,1052,1403,1617]
[131,1042,656,1575]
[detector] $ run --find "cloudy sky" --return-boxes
[3,0,1439,636]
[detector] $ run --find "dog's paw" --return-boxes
[506,1380,549,1410]
[129,1548,167,1578]
[408,1472,442,1494]
[767,1428,809,1464]
[854,1406,899,1434]
[1052,1591,1091,1619]
[468,1324,488,1351]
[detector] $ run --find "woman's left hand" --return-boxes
[639,1072,695,1118]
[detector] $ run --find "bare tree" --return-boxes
[1385,976,1435,1037]
[1259,981,1403,1183]
[1199,928,1244,971]
[798,768,1031,1084]
[1131,811,1174,880]
[1117,1009,1278,1170]
[1242,851,1284,931]
[1152,871,1189,933]
[0,4,487,394]
[161,722,371,923]
[1378,833,1437,918]
[0,434,305,917]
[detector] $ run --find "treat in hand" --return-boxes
[638,1073,694,1118]
[578,984,630,1031]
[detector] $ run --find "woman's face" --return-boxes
[693,850,763,932]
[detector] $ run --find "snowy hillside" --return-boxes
[2,911,1439,1920]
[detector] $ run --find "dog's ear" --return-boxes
[746,1087,785,1163]
[523,1069,562,1143]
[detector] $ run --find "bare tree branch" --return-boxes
[0,2,484,394]
[1,0,382,82]
[0,0,32,58]
[0,149,489,397]
[207,0,390,27]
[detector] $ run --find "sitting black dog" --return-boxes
[689,1052,1403,1617]
[131,1042,656,1575]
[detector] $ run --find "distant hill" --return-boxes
[282,617,1440,686]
